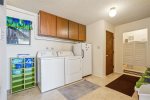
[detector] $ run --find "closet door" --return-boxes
[123,43,134,66]
[123,42,147,67]
[134,42,147,66]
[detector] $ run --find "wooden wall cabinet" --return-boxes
[57,17,69,39]
[69,21,79,40]
[39,11,57,37]
[39,10,86,41]
[79,24,86,41]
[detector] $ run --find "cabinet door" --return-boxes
[39,11,47,36]
[57,17,69,39]
[69,21,79,40]
[79,24,86,41]
[39,11,56,36]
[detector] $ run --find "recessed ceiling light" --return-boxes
[109,7,117,17]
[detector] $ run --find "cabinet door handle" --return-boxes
[82,49,84,58]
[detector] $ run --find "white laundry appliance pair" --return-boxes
[37,50,82,93]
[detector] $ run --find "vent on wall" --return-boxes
[0,0,4,5]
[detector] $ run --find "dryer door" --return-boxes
[65,57,82,84]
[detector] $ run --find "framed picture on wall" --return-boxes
[6,16,32,45]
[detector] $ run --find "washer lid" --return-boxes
[57,51,74,57]
[37,50,57,57]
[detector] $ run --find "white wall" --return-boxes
[115,17,150,73]
[0,3,7,100]
[104,21,115,33]
[123,29,148,43]
[86,20,114,77]
[87,20,105,77]
[6,6,75,90]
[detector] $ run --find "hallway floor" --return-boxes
[8,73,138,100]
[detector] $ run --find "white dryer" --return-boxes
[58,51,82,84]
[37,50,65,93]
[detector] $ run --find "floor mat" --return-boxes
[58,80,100,100]
[106,74,139,96]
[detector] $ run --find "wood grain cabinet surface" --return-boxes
[39,10,86,41]
[79,24,86,41]
[69,21,79,40]
[57,17,69,39]
[39,11,57,37]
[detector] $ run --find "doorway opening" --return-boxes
[123,28,148,75]
[106,31,114,75]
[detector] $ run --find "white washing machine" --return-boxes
[37,50,65,93]
[58,51,82,84]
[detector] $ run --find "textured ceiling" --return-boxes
[7,0,150,26]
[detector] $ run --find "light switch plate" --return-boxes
[97,46,100,49]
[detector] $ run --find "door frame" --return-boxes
[106,31,114,75]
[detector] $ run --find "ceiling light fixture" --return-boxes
[109,7,117,17]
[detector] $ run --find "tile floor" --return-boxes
[8,73,138,100]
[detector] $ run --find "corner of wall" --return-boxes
[86,19,107,77]
[0,2,7,100]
